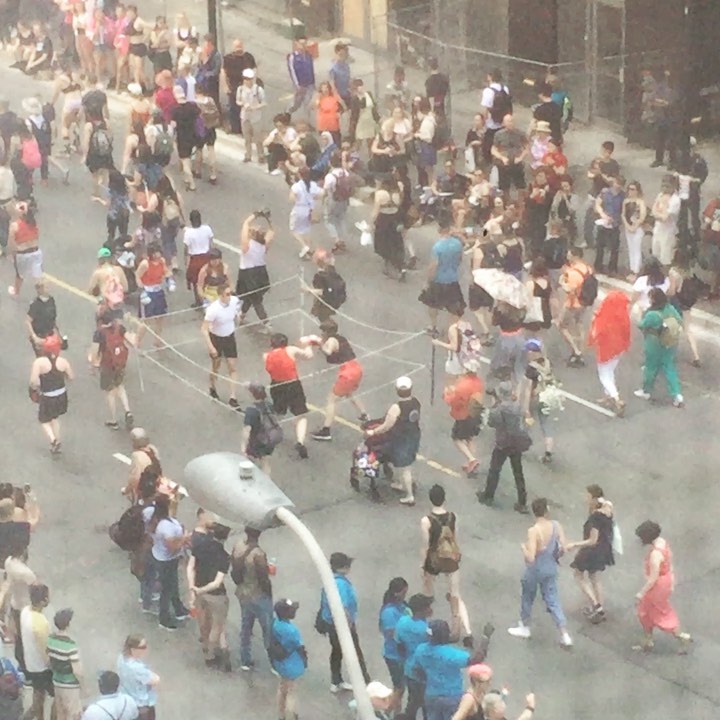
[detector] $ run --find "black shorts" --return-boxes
[210,333,237,359]
[39,392,68,424]
[270,379,308,417]
[129,42,148,58]
[451,417,481,441]
[26,669,54,695]
[497,162,526,192]
[418,281,466,312]
[177,138,195,160]
[197,128,217,148]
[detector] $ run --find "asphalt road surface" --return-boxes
[1,57,720,720]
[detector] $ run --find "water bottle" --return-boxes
[167,277,177,293]
[140,290,151,306]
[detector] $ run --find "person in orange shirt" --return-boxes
[558,247,592,367]
[314,81,342,147]
[443,360,485,476]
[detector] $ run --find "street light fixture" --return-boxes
[184,452,375,720]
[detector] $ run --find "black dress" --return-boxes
[570,511,615,573]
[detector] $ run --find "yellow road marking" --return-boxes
[44,272,465,481]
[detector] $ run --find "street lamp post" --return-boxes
[208,0,217,44]
[183,452,375,720]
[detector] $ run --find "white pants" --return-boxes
[625,227,644,274]
[597,355,621,400]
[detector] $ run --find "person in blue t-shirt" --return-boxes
[378,577,410,711]
[419,211,466,333]
[409,619,493,720]
[318,552,371,692]
[394,593,434,720]
[270,598,307,720]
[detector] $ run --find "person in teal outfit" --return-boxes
[270,598,307,720]
[634,287,684,408]
[378,577,410,712]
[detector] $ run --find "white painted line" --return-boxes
[112,452,131,465]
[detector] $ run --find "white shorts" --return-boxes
[15,249,43,280]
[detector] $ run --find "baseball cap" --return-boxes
[242,68,256,79]
[525,338,542,352]
[366,681,393,700]
[428,619,450,644]
[329,552,353,570]
[274,598,299,617]
[395,376,413,391]
[98,247,112,259]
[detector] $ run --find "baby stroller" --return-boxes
[350,419,394,502]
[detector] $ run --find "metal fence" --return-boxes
[370,0,686,134]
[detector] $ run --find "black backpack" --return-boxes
[254,400,284,450]
[90,125,113,158]
[490,86,513,124]
[108,504,146,551]
[578,272,599,307]
[267,629,290,662]
[322,269,347,310]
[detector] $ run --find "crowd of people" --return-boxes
[0,1,706,719]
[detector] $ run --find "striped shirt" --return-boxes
[47,633,80,688]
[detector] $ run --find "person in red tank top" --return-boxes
[263,333,314,459]
[91,309,136,431]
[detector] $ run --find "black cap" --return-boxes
[274,598,299,618]
[330,552,353,571]
[428,619,450,644]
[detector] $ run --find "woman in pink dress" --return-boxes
[634,521,692,653]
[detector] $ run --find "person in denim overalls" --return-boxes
[508,497,573,648]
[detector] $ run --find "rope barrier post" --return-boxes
[430,333,437,406]
[299,268,305,338]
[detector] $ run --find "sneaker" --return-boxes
[270,168,283,176]
[560,631,573,648]
[650,160,664,168]
[124,412,134,430]
[541,452,552,465]
[513,503,530,514]
[141,607,158,615]
[296,442,309,460]
[104,421,120,430]
[673,395,685,408]
[358,413,369,424]
[399,496,415,506]
[299,246,311,260]
[589,608,606,624]
[311,427,332,442]
[476,491,493,506]
[228,398,240,410]
[159,622,178,632]
[7,285,16,296]
[240,662,255,672]
[209,387,220,400]
[462,634,474,649]
[175,611,190,621]
[330,682,353,693]
[508,623,531,639]
[691,358,701,368]
[633,389,651,400]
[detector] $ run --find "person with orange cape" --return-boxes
[587,291,630,416]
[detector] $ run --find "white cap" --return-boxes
[366,681,393,700]
[127,82,143,96]
[395,376,413,391]
[242,68,256,79]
